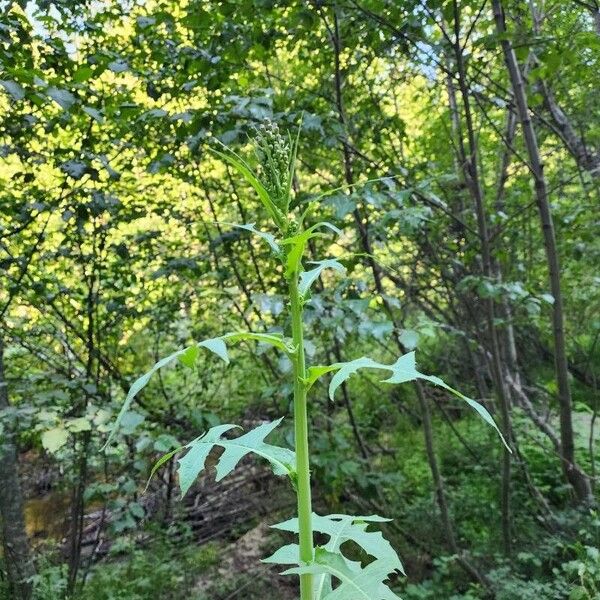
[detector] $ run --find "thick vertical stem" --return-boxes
[289,275,314,600]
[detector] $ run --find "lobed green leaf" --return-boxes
[177,418,295,496]
[282,549,401,600]
[103,333,291,450]
[312,351,508,449]
[223,222,281,253]
[102,337,228,450]
[265,513,404,598]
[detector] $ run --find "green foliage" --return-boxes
[226,222,281,253]
[283,548,401,600]
[40,426,69,454]
[2,1,598,596]
[176,419,295,495]
[267,513,404,571]
[209,145,286,230]
[104,332,294,448]
[298,259,347,297]
[92,538,217,600]
[265,513,404,598]
[29,560,69,600]
[103,337,229,448]
[22,531,220,600]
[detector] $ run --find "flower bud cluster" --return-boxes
[254,120,291,213]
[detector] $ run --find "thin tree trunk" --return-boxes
[0,334,34,600]
[324,6,489,586]
[449,0,514,553]
[67,433,90,594]
[415,384,490,588]
[538,79,600,178]
[494,107,525,396]
[492,0,593,504]
[67,229,100,594]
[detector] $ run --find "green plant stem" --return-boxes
[289,273,314,600]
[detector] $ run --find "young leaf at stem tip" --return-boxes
[209,145,286,230]
[282,222,342,277]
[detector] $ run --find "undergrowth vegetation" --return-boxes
[16,414,599,599]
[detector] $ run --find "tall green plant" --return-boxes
[105,120,507,600]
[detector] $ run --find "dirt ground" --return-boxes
[193,521,297,600]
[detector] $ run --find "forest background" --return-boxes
[1,0,600,598]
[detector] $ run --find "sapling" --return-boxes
[105,120,507,600]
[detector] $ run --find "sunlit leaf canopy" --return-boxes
[3,0,598,330]
[2,0,598,469]
[0,0,597,473]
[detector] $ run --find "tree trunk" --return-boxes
[495,104,530,398]
[538,79,600,178]
[415,384,490,588]
[449,0,514,553]
[67,432,90,594]
[591,5,600,36]
[492,0,593,504]
[0,335,34,600]
[325,7,489,585]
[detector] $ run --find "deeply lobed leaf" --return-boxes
[264,513,403,599]
[298,259,346,297]
[270,513,403,573]
[282,549,401,600]
[311,351,509,449]
[102,337,228,449]
[177,418,295,495]
[103,332,292,449]
[224,222,281,253]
